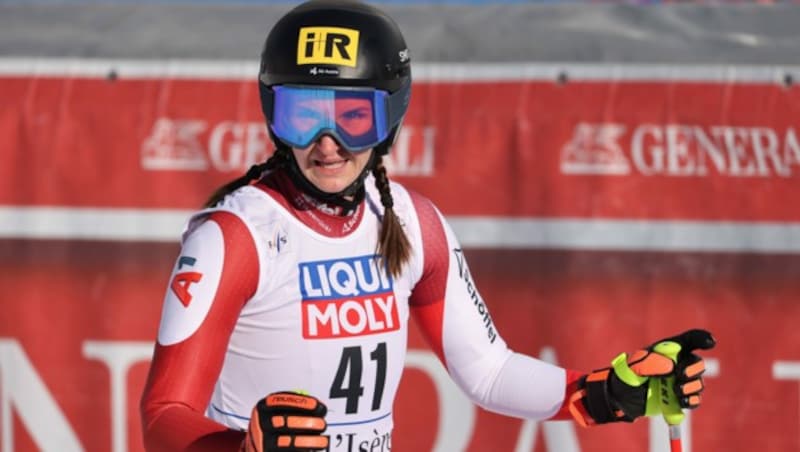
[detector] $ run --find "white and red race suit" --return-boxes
[140,170,583,451]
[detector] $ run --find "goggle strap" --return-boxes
[385,78,412,129]
[259,82,275,122]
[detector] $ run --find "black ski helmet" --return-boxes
[258,0,412,156]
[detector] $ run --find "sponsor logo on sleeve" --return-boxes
[297,27,359,67]
[453,248,497,344]
[170,256,203,307]
[299,255,398,339]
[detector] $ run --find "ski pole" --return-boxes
[652,341,684,452]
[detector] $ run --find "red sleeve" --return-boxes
[406,191,449,365]
[140,211,259,451]
[550,368,588,420]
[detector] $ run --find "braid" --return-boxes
[372,157,411,278]
[202,147,290,208]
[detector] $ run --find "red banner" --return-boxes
[2,76,800,220]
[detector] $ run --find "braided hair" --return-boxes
[371,156,411,278]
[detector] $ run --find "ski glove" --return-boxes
[569,329,716,426]
[241,392,329,452]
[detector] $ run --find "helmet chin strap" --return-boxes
[279,141,387,212]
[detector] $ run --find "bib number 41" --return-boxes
[330,342,387,414]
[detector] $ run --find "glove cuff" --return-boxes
[584,369,626,424]
[569,370,616,426]
[569,368,636,426]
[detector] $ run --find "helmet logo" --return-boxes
[297,27,359,68]
[398,48,410,63]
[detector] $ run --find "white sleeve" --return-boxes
[434,210,568,419]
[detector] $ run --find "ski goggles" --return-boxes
[262,81,410,153]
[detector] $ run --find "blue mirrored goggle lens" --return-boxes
[271,86,389,152]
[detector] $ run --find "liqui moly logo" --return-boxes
[299,255,399,339]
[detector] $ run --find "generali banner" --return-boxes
[1,62,799,452]
[2,65,800,220]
